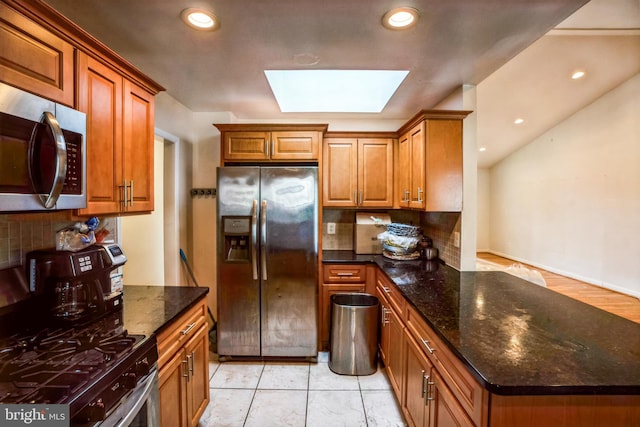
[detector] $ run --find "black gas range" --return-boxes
[0,306,158,425]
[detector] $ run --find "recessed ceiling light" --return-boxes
[479,147,487,152]
[181,8,218,31]
[514,118,525,125]
[382,7,419,30]
[571,70,586,80]
[264,70,409,113]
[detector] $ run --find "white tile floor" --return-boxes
[198,352,407,427]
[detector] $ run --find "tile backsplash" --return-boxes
[322,209,462,269]
[0,214,118,270]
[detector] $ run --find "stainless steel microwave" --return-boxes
[0,83,86,212]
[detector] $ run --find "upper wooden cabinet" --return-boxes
[214,124,327,164]
[76,53,155,215]
[1,0,164,216]
[396,111,471,212]
[0,2,74,105]
[323,134,394,208]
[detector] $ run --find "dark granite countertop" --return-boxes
[372,256,640,396]
[322,250,379,264]
[122,285,209,337]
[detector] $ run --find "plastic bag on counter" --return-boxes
[377,231,420,251]
[504,263,546,287]
[56,217,99,252]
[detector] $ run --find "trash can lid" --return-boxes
[331,293,379,307]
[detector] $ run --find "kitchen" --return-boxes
[1,0,639,426]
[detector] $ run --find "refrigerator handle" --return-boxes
[260,200,268,280]
[251,199,258,280]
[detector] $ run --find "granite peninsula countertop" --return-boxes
[122,285,209,337]
[323,251,640,396]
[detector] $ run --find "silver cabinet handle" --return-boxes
[122,179,128,208]
[251,200,258,280]
[129,180,134,206]
[354,190,358,206]
[265,139,270,157]
[403,189,410,202]
[426,377,435,401]
[30,112,67,209]
[336,272,354,277]
[382,307,390,325]
[181,322,197,336]
[359,190,363,205]
[421,338,436,354]
[260,200,268,281]
[417,187,423,203]
[182,359,189,379]
[421,370,427,398]
[382,286,391,294]
[188,352,195,377]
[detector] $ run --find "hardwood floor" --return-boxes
[477,252,640,324]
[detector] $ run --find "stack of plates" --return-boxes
[382,223,421,260]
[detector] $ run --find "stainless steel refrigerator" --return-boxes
[216,166,318,358]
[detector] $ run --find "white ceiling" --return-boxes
[43,0,639,168]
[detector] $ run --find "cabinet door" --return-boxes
[425,120,462,212]
[397,131,411,208]
[122,79,154,212]
[409,122,426,209]
[0,3,74,106]
[404,328,432,427]
[387,304,404,399]
[429,370,474,427]
[271,131,319,160]
[77,53,123,216]
[323,138,358,206]
[358,138,393,208]
[377,287,391,365]
[159,349,189,427]
[185,324,210,427]
[222,131,270,161]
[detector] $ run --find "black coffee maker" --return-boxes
[26,244,127,324]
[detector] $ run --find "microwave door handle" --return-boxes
[29,111,67,209]
[251,199,258,280]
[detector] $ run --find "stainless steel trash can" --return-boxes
[329,293,379,375]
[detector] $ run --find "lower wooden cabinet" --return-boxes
[157,298,210,427]
[377,282,404,398]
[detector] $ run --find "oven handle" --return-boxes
[112,366,159,427]
[28,111,68,209]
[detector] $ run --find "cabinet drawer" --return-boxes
[323,264,367,283]
[406,305,486,425]
[376,271,405,317]
[157,299,207,369]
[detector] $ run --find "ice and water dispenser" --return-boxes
[222,216,250,262]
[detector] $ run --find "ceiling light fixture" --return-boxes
[514,118,525,125]
[181,8,219,31]
[571,70,586,80]
[479,147,487,152]
[382,7,419,30]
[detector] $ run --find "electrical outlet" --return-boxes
[453,231,461,248]
[327,222,336,235]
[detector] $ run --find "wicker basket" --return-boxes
[387,223,421,237]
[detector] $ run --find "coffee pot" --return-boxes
[27,244,126,324]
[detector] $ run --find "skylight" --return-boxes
[264,70,409,113]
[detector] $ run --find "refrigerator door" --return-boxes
[260,167,318,357]
[217,167,261,356]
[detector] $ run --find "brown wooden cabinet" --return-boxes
[397,121,426,209]
[323,135,394,208]
[76,53,154,215]
[377,269,406,398]
[158,297,210,427]
[1,1,163,217]
[215,124,326,164]
[0,2,74,105]
[320,264,368,350]
[395,111,471,212]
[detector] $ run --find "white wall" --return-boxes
[476,168,491,251]
[489,73,640,297]
[120,137,165,285]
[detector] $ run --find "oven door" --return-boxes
[100,365,159,427]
